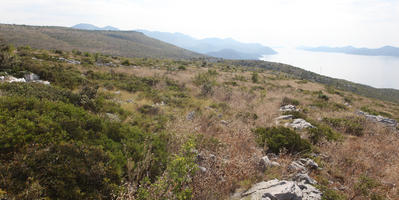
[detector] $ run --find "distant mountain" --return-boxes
[72,23,120,31]
[136,30,277,60]
[301,46,399,57]
[0,24,204,59]
[207,49,260,60]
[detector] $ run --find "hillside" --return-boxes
[136,29,277,59]
[301,45,399,57]
[0,42,399,199]
[0,24,204,59]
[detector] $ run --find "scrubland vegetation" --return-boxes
[1,42,399,200]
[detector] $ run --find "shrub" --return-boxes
[323,117,365,136]
[317,91,329,101]
[251,72,259,83]
[178,65,186,70]
[121,59,131,66]
[361,106,392,118]
[281,97,300,106]
[282,111,306,119]
[253,127,312,154]
[307,124,341,144]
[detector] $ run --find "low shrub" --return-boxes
[253,126,312,154]
[323,117,365,136]
[281,97,300,106]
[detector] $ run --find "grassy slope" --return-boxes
[0,24,204,59]
[228,60,399,104]
[1,45,398,199]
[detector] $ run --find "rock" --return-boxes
[298,158,319,169]
[280,105,299,112]
[198,166,207,173]
[288,118,314,130]
[270,161,281,167]
[33,80,50,85]
[288,161,307,173]
[220,120,229,125]
[187,111,195,121]
[294,173,317,185]
[24,73,40,82]
[275,115,293,120]
[259,156,272,171]
[357,110,397,127]
[106,113,120,122]
[114,91,121,95]
[241,179,322,200]
[8,76,26,83]
[0,76,4,81]
[126,99,133,103]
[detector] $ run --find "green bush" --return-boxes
[0,96,169,199]
[251,72,259,83]
[253,127,312,154]
[281,97,300,106]
[307,124,341,144]
[323,117,365,136]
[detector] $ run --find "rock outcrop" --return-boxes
[287,118,314,130]
[280,105,299,112]
[240,179,322,200]
[357,111,397,127]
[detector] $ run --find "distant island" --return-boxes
[300,45,399,57]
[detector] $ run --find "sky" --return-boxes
[1,0,399,48]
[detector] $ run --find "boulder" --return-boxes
[288,118,314,130]
[8,76,26,83]
[241,179,322,200]
[280,105,299,112]
[106,113,120,122]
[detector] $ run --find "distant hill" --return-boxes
[72,23,120,31]
[136,30,277,60]
[207,49,260,60]
[0,24,204,59]
[301,45,399,57]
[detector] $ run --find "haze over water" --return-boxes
[261,48,399,90]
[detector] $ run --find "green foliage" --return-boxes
[361,106,392,118]
[253,126,312,154]
[353,175,382,200]
[281,97,300,106]
[121,59,131,66]
[307,124,342,144]
[193,70,218,96]
[323,117,365,136]
[319,186,346,200]
[0,96,169,199]
[317,91,330,101]
[283,111,306,119]
[251,72,259,83]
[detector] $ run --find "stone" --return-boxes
[288,118,314,130]
[187,111,196,121]
[357,110,397,127]
[280,105,299,112]
[0,76,4,81]
[298,158,319,169]
[24,73,40,82]
[275,115,293,120]
[241,179,322,200]
[198,166,207,173]
[288,161,307,173]
[270,161,281,167]
[259,156,272,171]
[294,173,317,185]
[33,80,50,85]
[220,120,229,125]
[8,76,26,83]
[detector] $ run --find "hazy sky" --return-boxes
[1,0,398,47]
